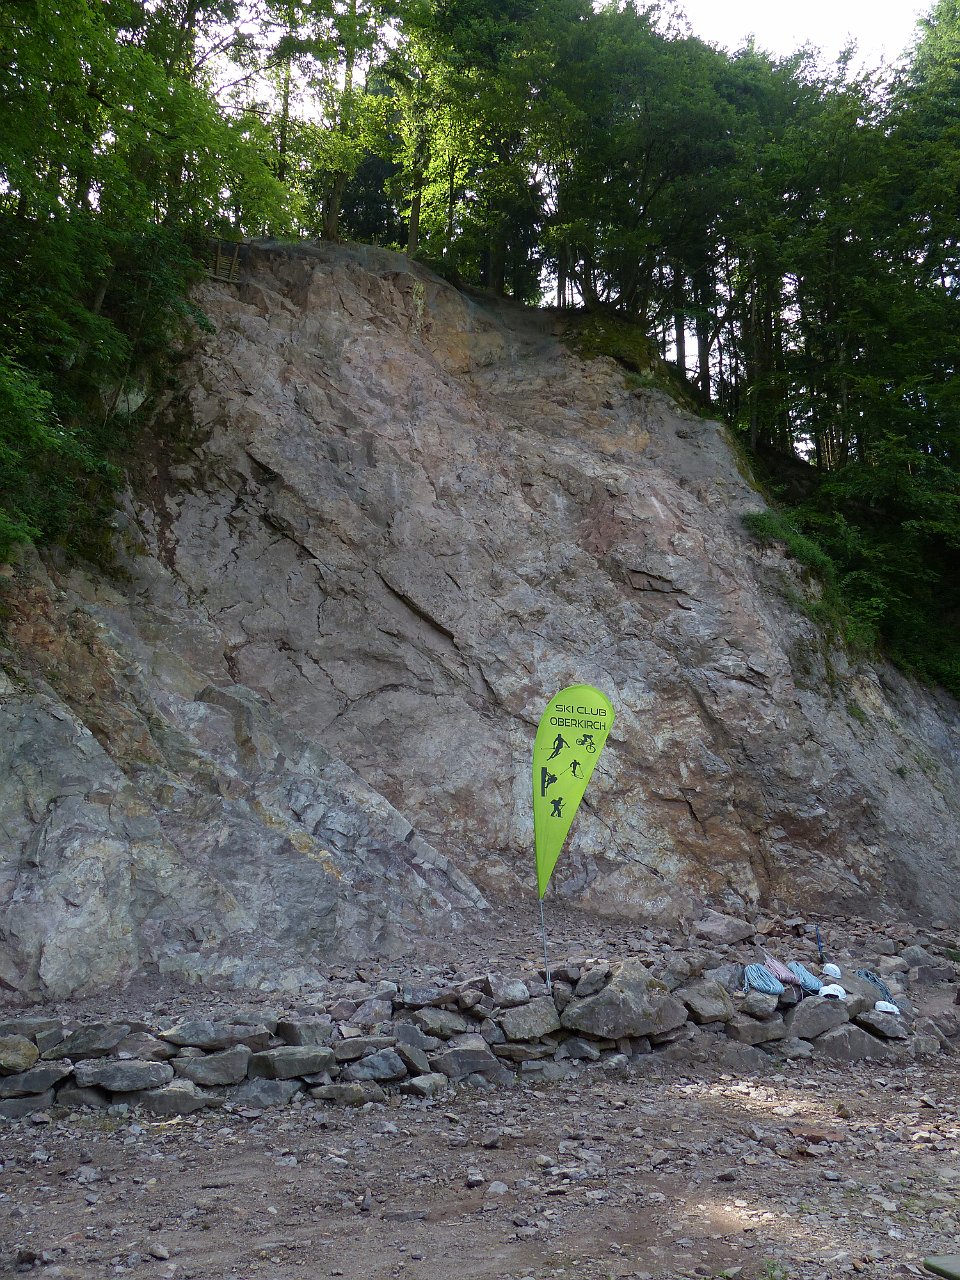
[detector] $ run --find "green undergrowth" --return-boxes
[561,310,702,412]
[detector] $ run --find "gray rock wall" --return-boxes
[2,241,959,996]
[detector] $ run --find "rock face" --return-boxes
[2,240,960,995]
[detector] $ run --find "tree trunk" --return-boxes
[673,268,686,377]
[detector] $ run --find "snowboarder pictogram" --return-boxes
[547,733,568,760]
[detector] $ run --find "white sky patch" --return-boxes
[671,0,932,70]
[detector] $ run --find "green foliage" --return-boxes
[0,0,288,563]
[742,510,837,581]
[0,0,958,704]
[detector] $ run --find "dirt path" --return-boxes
[4,1051,959,1280]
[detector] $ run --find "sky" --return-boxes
[673,0,932,69]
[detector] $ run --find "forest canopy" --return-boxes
[1,0,959,694]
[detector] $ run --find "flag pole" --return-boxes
[539,895,552,993]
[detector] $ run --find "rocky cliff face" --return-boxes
[2,242,959,997]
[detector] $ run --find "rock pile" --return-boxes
[3,911,957,1120]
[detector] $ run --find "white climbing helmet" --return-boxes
[822,963,842,979]
[874,999,900,1015]
[820,983,847,1000]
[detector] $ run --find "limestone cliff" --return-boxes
[2,241,959,997]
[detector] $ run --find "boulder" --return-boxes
[478,975,530,1007]
[0,1089,54,1119]
[561,959,687,1040]
[574,965,610,997]
[784,996,849,1041]
[429,1043,507,1081]
[276,1019,336,1047]
[158,1020,271,1050]
[134,1081,217,1116]
[0,1018,61,1041]
[351,997,394,1028]
[403,1073,448,1098]
[231,1078,302,1108]
[344,1049,407,1082]
[173,1045,252,1086]
[310,1082,386,1105]
[694,911,755,946]
[395,1043,431,1075]
[0,1035,39,1075]
[499,998,562,1041]
[333,1035,397,1063]
[116,1032,177,1061]
[247,1046,335,1079]
[814,1024,895,1062]
[0,1062,72,1097]
[409,1008,468,1039]
[854,1010,909,1040]
[394,1022,439,1053]
[42,1023,130,1060]
[675,979,735,1024]
[74,1059,174,1092]
[741,991,779,1019]
[726,1014,786,1045]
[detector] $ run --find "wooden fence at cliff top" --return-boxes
[206,238,244,283]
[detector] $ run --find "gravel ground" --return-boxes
[4,903,960,1280]
[3,1052,960,1280]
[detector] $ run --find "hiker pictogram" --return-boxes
[547,733,568,760]
[576,733,596,754]
[550,797,564,818]
[540,767,558,797]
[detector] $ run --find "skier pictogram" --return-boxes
[568,759,583,779]
[547,733,568,760]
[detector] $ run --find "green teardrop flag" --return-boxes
[533,684,614,898]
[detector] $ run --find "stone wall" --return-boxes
[3,927,956,1120]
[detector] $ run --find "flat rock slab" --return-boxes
[74,1059,175,1092]
[925,1258,960,1280]
[248,1046,335,1079]
[43,1024,130,1060]
[173,1045,251,1086]
[159,1020,271,1050]
[0,1062,72,1097]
